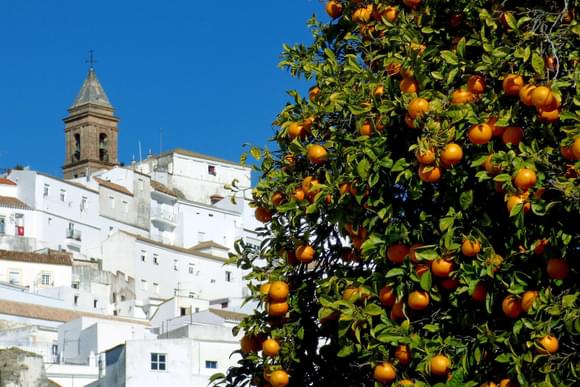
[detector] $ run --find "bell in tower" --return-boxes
[62,58,120,180]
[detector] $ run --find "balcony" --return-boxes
[0,234,38,252]
[150,207,176,227]
[66,229,82,241]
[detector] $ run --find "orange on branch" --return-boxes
[521,290,538,312]
[408,290,430,310]
[267,301,289,317]
[387,243,409,264]
[407,98,429,119]
[467,75,486,94]
[255,207,273,223]
[502,295,523,318]
[440,143,463,167]
[395,344,411,366]
[268,281,289,302]
[307,144,328,165]
[519,84,536,106]
[432,259,454,277]
[262,339,281,357]
[546,258,569,280]
[468,123,493,145]
[430,355,451,376]
[502,74,524,96]
[418,165,441,182]
[530,86,554,109]
[472,283,487,302]
[538,335,559,354]
[513,168,537,191]
[325,1,343,18]
[295,245,316,263]
[400,77,419,93]
[269,370,289,387]
[379,286,396,306]
[450,89,475,104]
[373,362,397,384]
[502,126,524,146]
[462,239,481,256]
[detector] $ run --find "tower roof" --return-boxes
[70,67,112,108]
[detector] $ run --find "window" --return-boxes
[73,295,79,305]
[8,271,20,285]
[122,200,129,214]
[225,271,232,282]
[0,216,5,234]
[99,133,109,162]
[180,307,187,316]
[43,184,50,198]
[151,353,166,371]
[72,281,80,289]
[173,259,179,271]
[205,361,218,369]
[141,250,147,262]
[60,189,66,202]
[80,196,88,212]
[210,279,216,284]
[153,254,159,265]
[41,273,51,286]
[138,178,144,191]
[109,196,115,209]
[93,299,98,308]
[141,279,148,290]
[188,264,194,274]
[154,282,160,294]
[208,165,216,176]
[74,133,81,161]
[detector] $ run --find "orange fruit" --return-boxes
[468,123,493,145]
[467,75,486,94]
[352,5,373,23]
[269,281,289,302]
[572,138,580,159]
[395,344,411,366]
[387,244,410,264]
[400,77,419,93]
[399,380,415,386]
[267,301,289,317]
[506,194,531,214]
[240,335,256,354]
[283,154,296,168]
[415,264,430,277]
[260,282,272,296]
[484,154,501,175]
[530,86,554,109]
[373,362,397,384]
[481,383,497,387]
[502,295,523,318]
[287,122,304,139]
[271,191,285,206]
[407,98,429,119]
[499,379,519,387]
[309,86,320,102]
[302,176,320,193]
[538,335,559,354]
[359,120,373,136]
[416,148,436,164]
[404,113,417,129]
[262,339,281,357]
[488,117,506,137]
[450,88,476,104]
[409,243,424,263]
[255,207,273,223]
[379,6,398,22]
[521,290,538,312]
[502,74,524,96]
[403,0,422,9]
[461,239,481,257]
[342,287,361,301]
[295,245,316,263]
[440,143,463,167]
[472,282,487,302]
[518,84,536,106]
[325,1,343,18]
[502,126,524,145]
[269,370,289,387]
[373,85,385,98]
[307,144,328,164]
[286,250,299,266]
[390,301,405,321]
[293,188,305,201]
[379,286,396,306]
[513,168,537,191]
[408,290,430,310]
[546,258,569,280]
[418,165,441,182]
[441,278,459,290]
[538,107,560,123]
[533,239,549,255]
[431,259,454,277]
[430,354,451,376]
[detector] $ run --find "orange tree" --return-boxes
[212,1,579,386]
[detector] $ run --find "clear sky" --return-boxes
[0,0,324,176]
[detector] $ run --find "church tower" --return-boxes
[62,65,119,179]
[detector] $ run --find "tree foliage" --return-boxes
[213,0,579,386]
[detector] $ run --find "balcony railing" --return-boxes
[150,207,176,225]
[66,229,82,241]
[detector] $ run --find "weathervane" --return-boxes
[86,49,97,69]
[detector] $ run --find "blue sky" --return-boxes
[0,1,324,176]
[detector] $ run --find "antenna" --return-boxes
[138,141,143,162]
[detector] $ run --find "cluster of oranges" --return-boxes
[261,280,290,318]
[504,75,561,123]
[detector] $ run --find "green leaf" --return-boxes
[495,353,512,363]
[357,158,370,179]
[250,146,262,161]
[386,268,405,278]
[364,303,384,316]
[440,50,458,65]
[420,271,432,291]
[439,217,455,231]
[337,344,354,357]
[459,190,473,210]
[532,52,544,75]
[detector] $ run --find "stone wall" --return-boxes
[0,347,48,387]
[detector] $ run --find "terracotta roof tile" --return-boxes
[0,299,149,325]
[0,250,72,266]
[0,196,30,210]
[0,178,16,186]
[150,180,177,197]
[94,177,133,196]
[190,241,229,251]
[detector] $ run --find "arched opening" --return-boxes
[99,133,109,162]
[73,133,81,161]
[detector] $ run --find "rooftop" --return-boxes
[190,240,229,251]
[158,148,246,168]
[0,196,31,210]
[150,180,177,197]
[70,67,112,109]
[0,249,73,266]
[94,177,133,196]
[0,178,16,186]
[208,308,246,322]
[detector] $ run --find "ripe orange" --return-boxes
[387,244,410,264]
[379,6,398,22]
[502,74,524,96]
[307,144,328,164]
[271,191,285,206]
[407,98,429,119]
[240,335,256,354]
[418,165,441,182]
[533,239,549,255]
[440,143,463,167]
[538,107,560,123]
[359,120,373,136]
[255,207,273,223]
[467,75,486,94]
[295,245,316,263]
[502,126,524,145]
[404,113,417,129]
[395,344,411,366]
[373,85,385,97]
[506,194,531,214]
[403,0,422,9]
[262,339,281,357]
[531,86,554,109]
[302,116,315,131]
[488,117,506,137]
[431,259,454,277]
[468,123,493,145]
[267,301,289,317]
[409,243,424,263]
[408,290,430,310]
[481,383,497,387]
[484,154,501,175]
[499,379,518,387]
[400,77,419,93]
[572,138,580,159]
[352,5,373,23]
[342,287,361,301]
[461,239,481,256]
[502,295,523,318]
[325,1,343,18]
[513,168,537,191]
[415,264,430,277]
[450,89,476,104]
[260,282,272,296]
[538,335,559,354]
[373,362,397,384]
[521,290,538,312]
[472,282,487,302]
[309,86,320,102]
[293,188,305,201]
[302,176,320,193]
[269,281,289,302]
[546,258,569,280]
[269,370,289,387]
[390,301,405,321]
[430,354,451,376]
[379,286,396,306]
[441,278,459,290]
[518,84,536,106]
[416,148,436,164]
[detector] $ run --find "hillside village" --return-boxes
[0,66,261,386]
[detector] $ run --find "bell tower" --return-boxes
[62,65,119,179]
